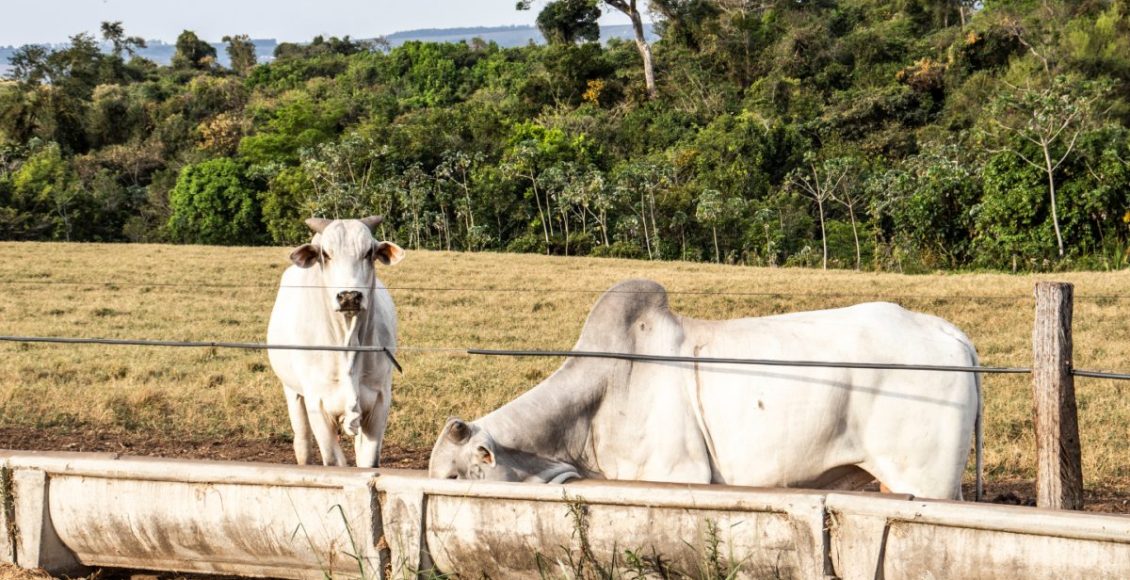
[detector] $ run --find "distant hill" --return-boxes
[385,24,657,47]
[124,38,280,68]
[0,39,279,76]
[1,24,656,76]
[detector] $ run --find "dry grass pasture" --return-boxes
[1,241,1129,495]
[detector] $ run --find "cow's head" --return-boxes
[428,418,582,484]
[289,216,404,316]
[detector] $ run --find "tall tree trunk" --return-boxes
[444,210,451,251]
[848,204,861,270]
[608,0,656,99]
[639,192,653,259]
[817,198,827,270]
[529,177,551,254]
[537,181,555,238]
[1042,141,1065,257]
[630,12,657,98]
[412,209,421,249]
[560,204,570,256]
[57,203,71,242]
[712,225,720,263]
[463,181,475,248]
[648,191,660,259]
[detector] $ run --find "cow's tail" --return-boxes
[948,321,984,503]
[945,321,984,502]
[975,374,983,502]
[971,345,984,502]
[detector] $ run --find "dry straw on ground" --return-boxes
[0,565,51,580]
[1,241,1129,491]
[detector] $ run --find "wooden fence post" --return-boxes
[1032,281,1083,510]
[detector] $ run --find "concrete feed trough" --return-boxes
[2,450,1128,579]
[0,452,380,577]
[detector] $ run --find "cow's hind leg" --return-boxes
[305,398,347,466]
[354,386,389,468]
[861,458,963,500]
[285,386,314,465]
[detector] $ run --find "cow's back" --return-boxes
[668,302,978,487]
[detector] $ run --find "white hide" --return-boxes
[430,279,980,500]
[267,218,402,467]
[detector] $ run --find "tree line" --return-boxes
[2,0,1129,272]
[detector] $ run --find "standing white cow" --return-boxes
[430,279,982,500]
[268,216,404,467]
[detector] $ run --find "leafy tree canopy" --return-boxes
[1,3,1128,271]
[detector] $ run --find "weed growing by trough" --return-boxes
[1,242,1130,492]
[535,494,748,579]
[0,465,15,562]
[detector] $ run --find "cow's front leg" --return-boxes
[305,398,347,466]
[285,386,314,465]
[354,386,390,468]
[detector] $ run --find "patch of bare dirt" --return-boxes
[967,480,1130,515]
[0,427,429,469]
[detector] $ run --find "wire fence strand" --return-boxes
[1072,369,1130,381]
[467,348,1032,374]
[0,334,1028,376]
[0,335,403,373]
[6,335,1130,380]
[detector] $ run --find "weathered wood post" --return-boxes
[1032,281,1083,510]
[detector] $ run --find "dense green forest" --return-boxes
[2,0,1128,271]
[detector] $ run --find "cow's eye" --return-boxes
[322,251,332,261]
[447,474,458,480]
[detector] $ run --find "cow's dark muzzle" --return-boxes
[336,291,364,312]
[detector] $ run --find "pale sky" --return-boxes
[0,0,637,46]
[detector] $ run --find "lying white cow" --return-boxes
[430,279,982,500]
[268,216,404,467]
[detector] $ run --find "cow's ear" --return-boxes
[290,244,323,268]
[475,445,496,467]
[445,418,471,445]
[371,241,405,266]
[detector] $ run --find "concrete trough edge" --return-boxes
[825,492,1130,543]
[0,449,379,488]
[374,471,830,511]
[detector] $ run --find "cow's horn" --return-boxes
[360,215,384,232]
[305,217,332,233]
[446,419,470,444]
